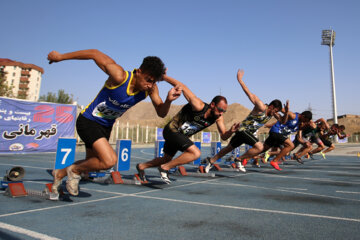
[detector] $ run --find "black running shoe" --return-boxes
[293,154,304,164]
[136,164,147,182]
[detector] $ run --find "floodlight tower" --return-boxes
[321,29,338,125]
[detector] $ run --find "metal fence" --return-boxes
[75,123,360,145]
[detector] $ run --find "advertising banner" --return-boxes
[0,97,77,153]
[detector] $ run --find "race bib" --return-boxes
[92,102,126,120]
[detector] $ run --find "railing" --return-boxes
[74,122,360,146]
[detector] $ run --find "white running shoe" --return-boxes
[204,157,213,173]
[235,160,246,173]
[158,167,171,184]
[204,163,213,173]
[66,165,81,196]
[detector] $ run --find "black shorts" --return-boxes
[320,137,332,147]
[310,135,323,145]
[162,125,194,157]
[264,132,288,148]
[229,130,259,148]
[76,114,112,149]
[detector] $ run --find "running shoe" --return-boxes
[296,158,304,164]
[292,153,304,164]
[320,152,326,159]
[308,152,315,160]
[264,151,270,163]
[158,167,171,184]
[242,159,248,167]
[270,161,282,171]
[235,160,246,172]
[136,164,147,182]
[66,165,81,196]
[204,157,213,173]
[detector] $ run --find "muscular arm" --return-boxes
[216,119,240,141]
[237,69,266,112]
[315,118,330,130]
[149,84,182,118]
[277,100,291,124]
[163,75,204,111]
[47,49,126,85]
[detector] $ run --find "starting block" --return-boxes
[5,182,27,197]
[4,182,59,200]
[175,166,215,178]
[134,174,149,184]
[111,171,140,185]
[198,163,239,173]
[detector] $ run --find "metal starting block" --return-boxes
[111,171,141,185]
[134,174,149,184]
[5,182,27,197]
[4,182,59,200]
[175,166,215,177]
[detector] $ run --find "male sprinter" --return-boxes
[205,69,283,173]
[310,124,348,158]
[262,109,312,171]
[48,49,182,195]
[292,118,329,161]
[136,74,239,184]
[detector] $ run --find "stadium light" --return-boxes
[321,29,338,128]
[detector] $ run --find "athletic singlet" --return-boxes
[270,112,300,137]
[239,107,271,134]
[302,125,317,138]
[321,128,337,141]
[167,103,216,137]
[81,70,148,127]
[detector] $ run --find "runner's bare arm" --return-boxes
[163,75,205,111]
[216,118,240,140]
[149,84,182,118]
[237,69,266,112]
[47,49,126,85]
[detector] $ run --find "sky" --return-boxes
[1,0,359,120]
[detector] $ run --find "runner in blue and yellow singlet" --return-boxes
[47,49,182,195]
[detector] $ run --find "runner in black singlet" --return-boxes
[137,74,240,184]
[205,69,283,173]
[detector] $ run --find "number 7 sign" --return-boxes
[54,138,77,170]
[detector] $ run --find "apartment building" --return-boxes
[0,58,44,101]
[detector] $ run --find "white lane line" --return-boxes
[0,195,125,218]
[336,191,360,194]
[129,194,360,223]
[139,149,153,156]
[257,170,360,185]
[0,163,49,170]
[277,187,308,191]
[0,221,61,240]
[3,184,360,224]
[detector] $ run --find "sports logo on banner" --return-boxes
[0,97,77,153]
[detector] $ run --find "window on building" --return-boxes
[12,72,16,77]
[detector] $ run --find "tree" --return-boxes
[0,71,14,97]
[39,89,74,104]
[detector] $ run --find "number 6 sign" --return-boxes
[54,138,77,170]
[115,139,132,171]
